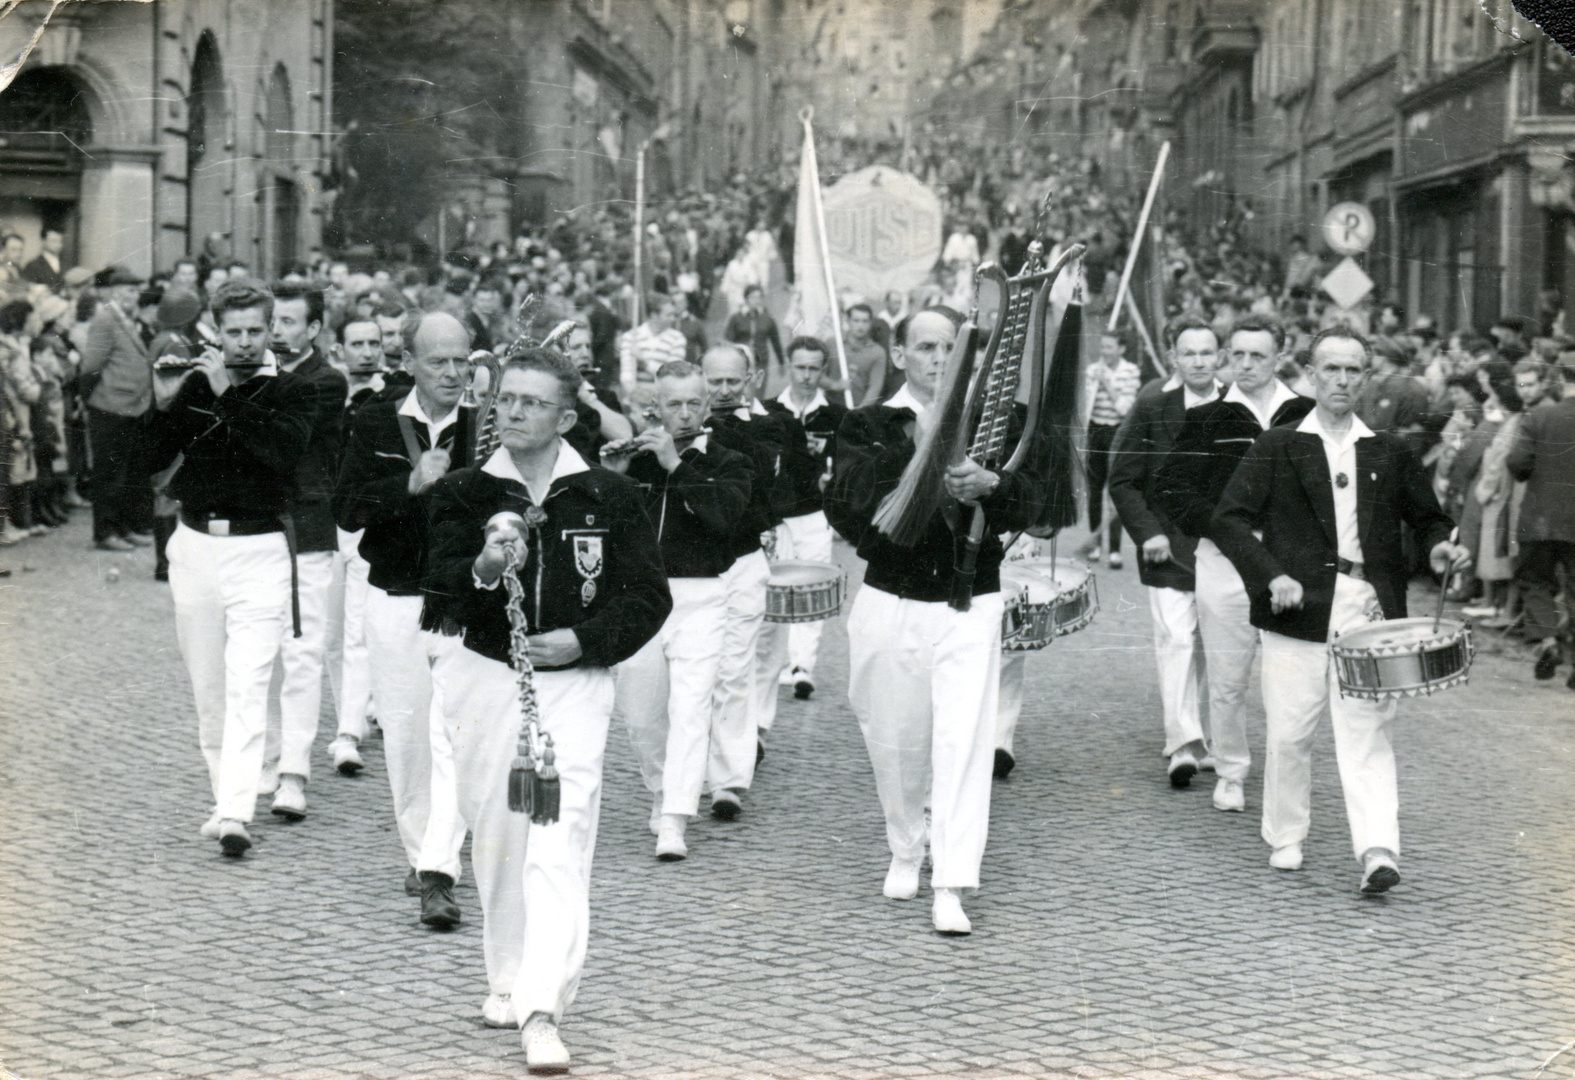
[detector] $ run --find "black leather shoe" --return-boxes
[419,871,461,930]
[710,788,742,821]
[1535,645,1561,681]
[993,748,1015,780]
[755,739,765,766]
[404,868,421,896]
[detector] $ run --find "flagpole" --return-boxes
[802,107,855,410]
[632,139,648,326]
[1107,140,1170,334]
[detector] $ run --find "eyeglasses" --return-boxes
[497,392,567,414]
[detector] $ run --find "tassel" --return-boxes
[532,744,561,825]
[507,742,533,814]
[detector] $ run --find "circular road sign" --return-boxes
[1322,201,1377,256]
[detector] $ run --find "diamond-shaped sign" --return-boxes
[1321,256,1374,310]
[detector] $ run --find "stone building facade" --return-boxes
[0,0,330,279]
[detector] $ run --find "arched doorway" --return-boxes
[187,32,229,264]
[0,66,92,264]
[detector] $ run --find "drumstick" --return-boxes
[1433,527,1459,635]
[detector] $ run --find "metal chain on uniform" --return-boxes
[500,544,561,824]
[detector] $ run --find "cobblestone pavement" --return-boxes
[2,517,1573,1080]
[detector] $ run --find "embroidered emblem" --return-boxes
[586,514,595,526]
[573,534,603,606]
[523,505,549,529]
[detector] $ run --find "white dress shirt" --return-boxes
[398,388,461,449]
[1225,379,1301,431]
[1297,408,1374,566]
[884,382,928,418]
[775,385,829,421]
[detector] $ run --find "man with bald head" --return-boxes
[333,310,476,924]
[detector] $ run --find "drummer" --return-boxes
[606,361,754,861]
[1211,327,1468,893]
[758,335,847,722]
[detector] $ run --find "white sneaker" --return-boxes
[883,856,921,900]
[271,774,306,821]
[521,1013,570,1073]
[1212,778,1245,812]
[655,815,687,861]
[330,735,363,776]
[481,993,516,1028]
[1270,843,1303,871]
[932,887,972,935]
[258,763,280,796]
[199,811,223,839]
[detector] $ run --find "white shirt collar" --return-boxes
[884,382,928,416]
[776,384,828,418]
[1225,379,1301,427]
[1297,407,1375,445]
[481,438,591,487]
[398,387,461,434]
[1182,380,1221,409]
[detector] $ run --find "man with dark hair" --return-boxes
[839,302,888,406]
[253,282,346,820]
[1156,314,1314,812]
[22,227,66,292]
[607,359,751,861]
[147,278,317,858]
[724,284,785,385]
[827,305,1044,936]
[562,322,633,461]
[423,347,669,1070]
[1212,327,1466,893]
[1508,373,1575,685]
[79,265,154,551]
[1109,314,1222,788]
[334,311,476,918]
[761,335,847,704]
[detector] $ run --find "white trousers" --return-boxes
[995,652,1026,756]
[167,524,291,822]
[264,550,335,781]
[364,588,456,870]
[616,578,728,817]
[755,511,835,734]
[1260,574,1400,862]
[433,643,614,1020]
[329,528,374,740]
[416,631,467,883]
[1195,539,1256,783]
[708,549,768,793]
[1148,585,1206,757]
[847,585,1003,889]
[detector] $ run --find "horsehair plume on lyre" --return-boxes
[869,320,980,547]
[1025,251,1089,533]
[468,348,504,462]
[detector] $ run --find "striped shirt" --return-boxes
[1085,358,1143,427]
[618,324,688,388]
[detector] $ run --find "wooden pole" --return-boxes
[1107,140,1170,334]
[632,141,647,326]
[801,108,854,409]
[1124,289,1168,377]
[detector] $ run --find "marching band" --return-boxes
[152,260,1475,1074]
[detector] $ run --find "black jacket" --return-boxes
[422,455,671,669]
[282,351,348,553]
[1153,392,1315,540]
[146,369,313,526]
[332,393,476,595]
[708,408,798,559]
[1107,380,1209,590]
[826,401,1045,602]
[624,441,753,578]
[1211,426,1455,642]
[762,397,847,517]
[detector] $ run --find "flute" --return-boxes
[599,426,711,459]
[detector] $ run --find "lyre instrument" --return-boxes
[873,240,1086,611]
[464,348,505,463]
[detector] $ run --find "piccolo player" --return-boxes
[1211,328,1469,893]
[826,307,1046,935]
[422,347,670,1070]
[145,278,314,857]
[606,360,753,861]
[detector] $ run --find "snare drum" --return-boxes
[1330,617,1474,701]
[1000,563,1058,651]
[765,562,846,623]
[1014,558,1099,637]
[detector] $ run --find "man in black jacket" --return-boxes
[146,279,313,858]
[606,361,752,862]
[1211,327,1467,894]
[760,335,848,708]
[259,283,347,821]
[422,347,669,1071]
[333,311,475,922]
[1108,315,1222,788]
[1155,314,1314,815]
[826,307,1045,936]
